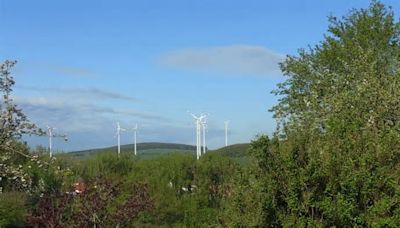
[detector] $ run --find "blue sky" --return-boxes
[2,0,400,152]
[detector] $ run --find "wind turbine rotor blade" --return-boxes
[191,113,198,119]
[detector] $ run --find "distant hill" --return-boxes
[211,143,251,157]
[66,142,252,161]
[69,142,196,158]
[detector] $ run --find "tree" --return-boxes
[0,60,47,193]
[0,61,39,145]
[246,1,400,226]
[272,1,400,137]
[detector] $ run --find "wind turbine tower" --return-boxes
[132,124,138,156]
[201,114,208,155]
[190,113,207,160]
[116,122,126,156]
[224,120,230,147]
[46,126,67,158]
[47,126,54,158]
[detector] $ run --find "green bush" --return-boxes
[0,192,27,227]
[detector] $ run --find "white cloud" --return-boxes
[14,96,168,133]
[159,45,285,76]
[16,96,196,151]
[17,86,137,102]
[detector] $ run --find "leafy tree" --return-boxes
[0,60,39,145]
[178,153,237,227]
[0,61,75,226]
[225,136,279,227]
[74,152,137,179]
[245,1,400,226]
[0,60,49,193]
[272,1,400,138]
[128,153,196,226]
[194,153,235,208]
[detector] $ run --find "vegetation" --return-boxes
[2,1,400,227]
[70,142,197,158]
[230,1,400,226]
[212,143,250,157]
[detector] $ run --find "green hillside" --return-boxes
[67,142,251,160]
[211,143,252,165]
[69,142,196,158]
[211,143,250,157]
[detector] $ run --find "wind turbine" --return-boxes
[191,113,202,160]
[46,126,68,158]
[132,124,138,156]
[116,122,126,156]
[189,112,207,160]
[200,114,208,155]
[224,120,230,147]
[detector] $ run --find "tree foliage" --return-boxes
[0,60,40,145]
[0,61,49,193]
[0,192,27,227]
[241,1,400,226]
